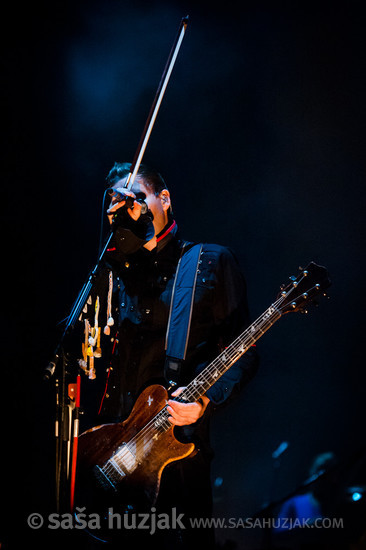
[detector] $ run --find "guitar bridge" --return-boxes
[93,465,117,492]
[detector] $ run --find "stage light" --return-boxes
[214,476,224,488]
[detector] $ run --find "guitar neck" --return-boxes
[103,262,329,482]
[178,303,282,403]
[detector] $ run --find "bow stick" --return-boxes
[124,15,189,190]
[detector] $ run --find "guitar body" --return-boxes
[76,384,195,537]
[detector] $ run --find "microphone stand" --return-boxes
[45,15,189,513]
[49,232,113,512]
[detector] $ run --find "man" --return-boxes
[79,162,259,548]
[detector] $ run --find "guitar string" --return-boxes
[103,276,312,477]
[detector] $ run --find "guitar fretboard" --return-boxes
[177,303,282,404]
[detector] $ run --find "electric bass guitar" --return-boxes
[76,261,330,534]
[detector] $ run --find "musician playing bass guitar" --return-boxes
[77,161,259,549]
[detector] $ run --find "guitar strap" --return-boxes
[164,242,203,385]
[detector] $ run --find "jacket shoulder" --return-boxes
[200,242,239,263]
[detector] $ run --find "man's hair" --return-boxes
[106,162,168,196]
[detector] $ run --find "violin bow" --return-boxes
[124,15,189,190]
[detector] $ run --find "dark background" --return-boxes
[2,1,366,548]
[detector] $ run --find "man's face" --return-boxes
[110,176,170,236]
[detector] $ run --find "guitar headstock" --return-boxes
[276,262,331,315]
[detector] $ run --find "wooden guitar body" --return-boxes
[76,384,195,520]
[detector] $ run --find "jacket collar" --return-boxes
[156,219,178,252]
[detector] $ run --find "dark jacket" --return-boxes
[80,221,258,457]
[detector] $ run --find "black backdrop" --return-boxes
[2,1,366,548]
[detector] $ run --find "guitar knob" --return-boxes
[289,276,298,287]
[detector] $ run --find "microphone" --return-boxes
[107,188,148,215]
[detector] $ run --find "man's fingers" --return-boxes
[167,406,182,425]
[171,386,186,398]
[167,407,192,426]
[167,387,206,426]
[167,401,201,425]
[107,201,125,215]
[111,188,136,199]
[107,189,142,221]
[107,189,136,212]
[127,201,142,221]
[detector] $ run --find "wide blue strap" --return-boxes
[165,243,202,378]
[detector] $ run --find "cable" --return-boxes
[98,188,109,257]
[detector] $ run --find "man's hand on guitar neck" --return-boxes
[167,387,210,426]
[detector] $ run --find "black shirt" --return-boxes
[91,222,259,427]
